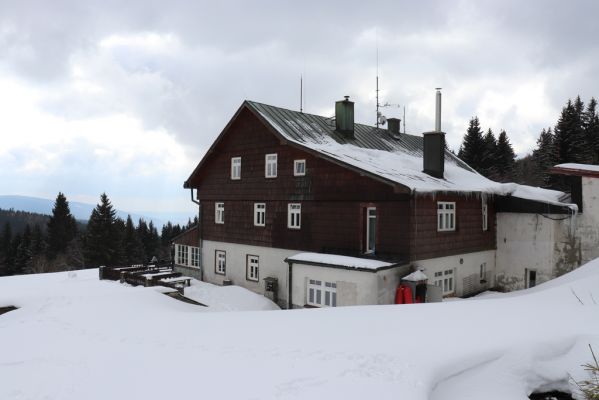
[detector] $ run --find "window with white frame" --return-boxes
[437,202,456,231]
[254,203,266,226]
[365,207,377,253]
[246,255,259,281]
[215,250,226,275]
[265,153,277,178]
[215,202,224,224]
[231,157,241,180]
[294,159,306,176]
[307,279,337,307]
[433,269,454,295]
[288,203,301,229]
[482,202,488,231]
[191,247,200,267]
[177,244,188,266]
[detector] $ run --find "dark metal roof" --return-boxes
[246,100,474,172]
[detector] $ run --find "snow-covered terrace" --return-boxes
[1,260,599,399]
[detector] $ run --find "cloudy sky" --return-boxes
[1,0,598,214]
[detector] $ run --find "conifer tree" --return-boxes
[495,130,516,182]
[532,128,557,186]
[83,193,119,267]
[554,98,593,164]
[46,192,77,259]
[458,117,485,172]
[481,129,498,179]
[583,97,599,163]
[124,215,144,265]
[14,225,32,275]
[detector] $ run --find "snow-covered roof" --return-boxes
[286,252,397,271]
[402,270,428,282]
[552,163,599,177]
[246,101,573,207]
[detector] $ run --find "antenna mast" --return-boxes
[300,74,303,113]
[376,39,380,129]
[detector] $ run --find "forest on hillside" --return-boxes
[0,193,197,277]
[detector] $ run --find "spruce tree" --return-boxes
[0,222,12,276]
[458,117,485,172]
[14,225,32,275]
[532,128,558,186]
[583,97,599,163]
[481,129,498,179]
[124,215,145,265]
[83,193,119,267]
[46,192,77,259]
[554,98,593,165]
[495,130,516,182]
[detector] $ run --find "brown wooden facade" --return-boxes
[186,106,496,262]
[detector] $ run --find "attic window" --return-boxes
[265,154,277,178]
[437,202,455,232]
[231,157,241,180]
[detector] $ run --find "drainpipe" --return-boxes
[189,188,203,281]
[286,260,293,310]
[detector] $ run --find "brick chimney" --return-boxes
[423,89,445,179]
[387,118,401,136]
[335,96,354,138]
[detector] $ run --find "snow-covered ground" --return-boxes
[1,261,598,399]
[183,279,280,311]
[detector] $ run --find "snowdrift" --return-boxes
[0,260,598,400]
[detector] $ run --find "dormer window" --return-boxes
[265,154,277,178]
[231,157,241,180]
[294,159,306,176]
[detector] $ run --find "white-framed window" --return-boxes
[433,269,454,295]
[215,202,224,224]
[265,153,277,178]
[177,244,188,266]
[215,250,226,275]
[191,247,200,267]
[246,255,259,281]
[294,159,306,176]
[231,157,241,180]
[254,203,266,226]
[288,203,301,229]
[366,207,376,253]
[437,202,456,231]
[307,279,337,307]
[482,202,488,231]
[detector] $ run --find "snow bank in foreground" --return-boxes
[1,261,598,400]
[183,279,280,311]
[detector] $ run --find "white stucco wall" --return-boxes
[412,250,496,297]
[580,177,599,265]
[291,264,409,308]
[496,213,556,291]
[202,240,297,307]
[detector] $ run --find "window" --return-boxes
[254,203,266,226]
[437,202,456,231]
[307,279,337,307]
[191,247,200,268]
[265,153,277,178]
[177,244,188,266]
[526,269,537,288]
[294,159,306,176]
[480,262,487,280]
[482,202,488,231]
[215,250,226,275]
[246,255,259,281]
[433,269,454,295]
[288,203,301,229]
[365,207,377,253]
[215,202,224,224]
[231,157,241,180]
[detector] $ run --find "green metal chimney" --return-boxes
[335,96,354,138]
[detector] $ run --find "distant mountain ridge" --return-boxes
[0,195,194,228]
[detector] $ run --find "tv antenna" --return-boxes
[375,37,401,129]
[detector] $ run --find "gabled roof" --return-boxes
[185,100,574,208]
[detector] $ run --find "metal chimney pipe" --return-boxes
[435,88,442,132]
